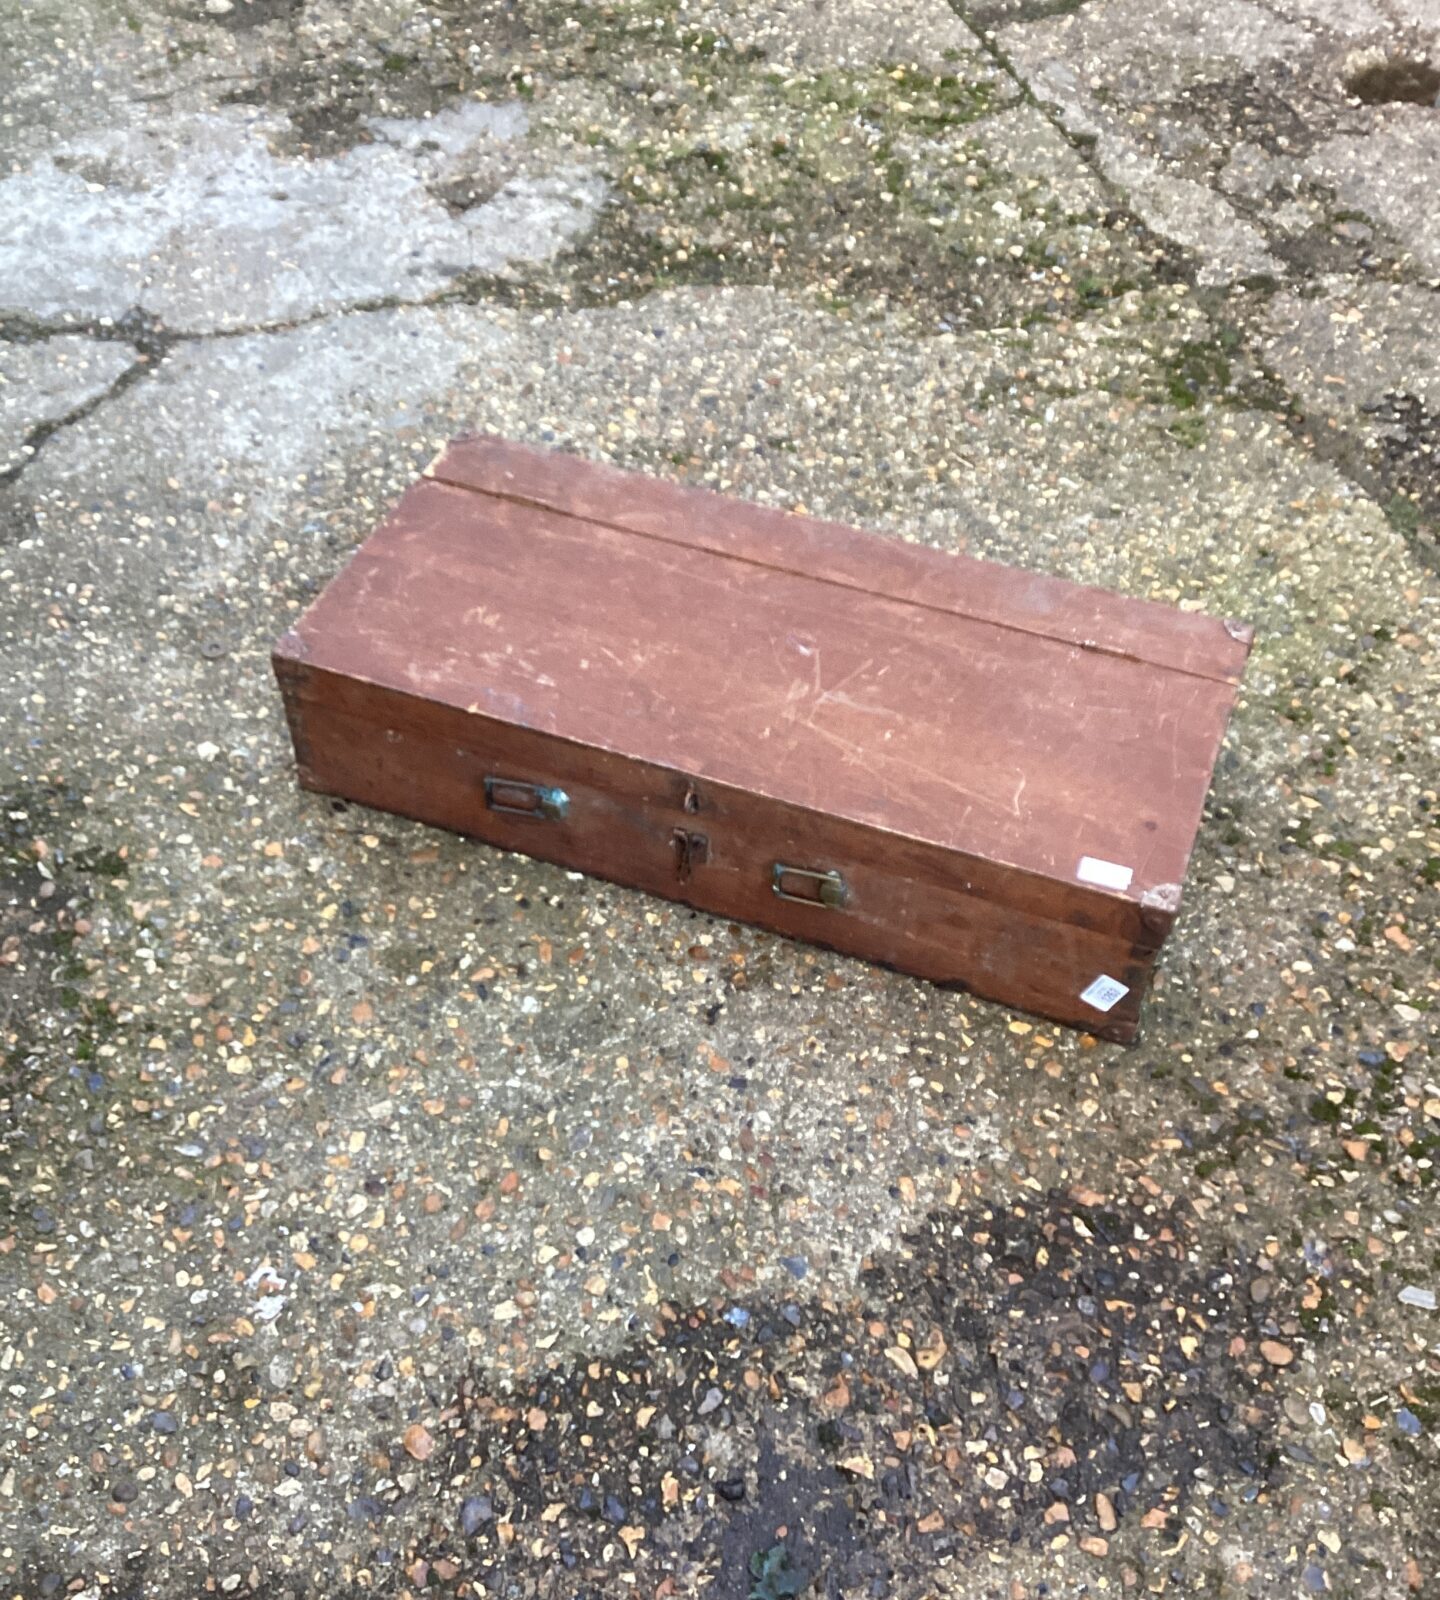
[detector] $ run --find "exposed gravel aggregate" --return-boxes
[1,1,1437,1596]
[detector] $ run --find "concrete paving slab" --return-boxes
[1304,113,1440,274]
[692,0,983,68]
[1096,139,1283,284]
[0,104,603,333]
[1264,277,1440,415]
[1,1,1438,1596]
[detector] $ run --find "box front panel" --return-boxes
[277,662,1157,1040]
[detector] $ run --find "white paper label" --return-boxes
[1077,855,1134,893]
[1080,974,1130,1013]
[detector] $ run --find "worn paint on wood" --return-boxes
[274,436,1253,1040]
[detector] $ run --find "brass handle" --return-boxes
[772,862,848,908]
[484,776,569,821]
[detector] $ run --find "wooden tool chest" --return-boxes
[273,436,1252,1041]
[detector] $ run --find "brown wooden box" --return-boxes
[273,436,1252,1041]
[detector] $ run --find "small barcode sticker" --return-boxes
[1077,856,1134,892]
[1080,974,1129,1013]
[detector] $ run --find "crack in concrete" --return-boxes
[946,0,1435,563]
[949,0,1202,276]
[0,352,148,490]
[0,268,566,487]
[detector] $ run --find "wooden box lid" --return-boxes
[275,435,1252,933]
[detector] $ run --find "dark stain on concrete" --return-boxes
[1345,57,1440,108]
[369,1184,1293,1594]
[206,0,307,34]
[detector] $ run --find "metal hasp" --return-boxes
[671,829,709,882]
[772,862,848,909]
[484,775,569,821]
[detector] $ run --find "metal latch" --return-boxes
[771,862,848,909]
[672,829,709,882]
[484,776,569,821]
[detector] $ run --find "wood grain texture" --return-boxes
[274,435,1253,1037]
[428,434,1254,685]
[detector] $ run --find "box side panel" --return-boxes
[276,662,1160,1040]
[273,654,317,780]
